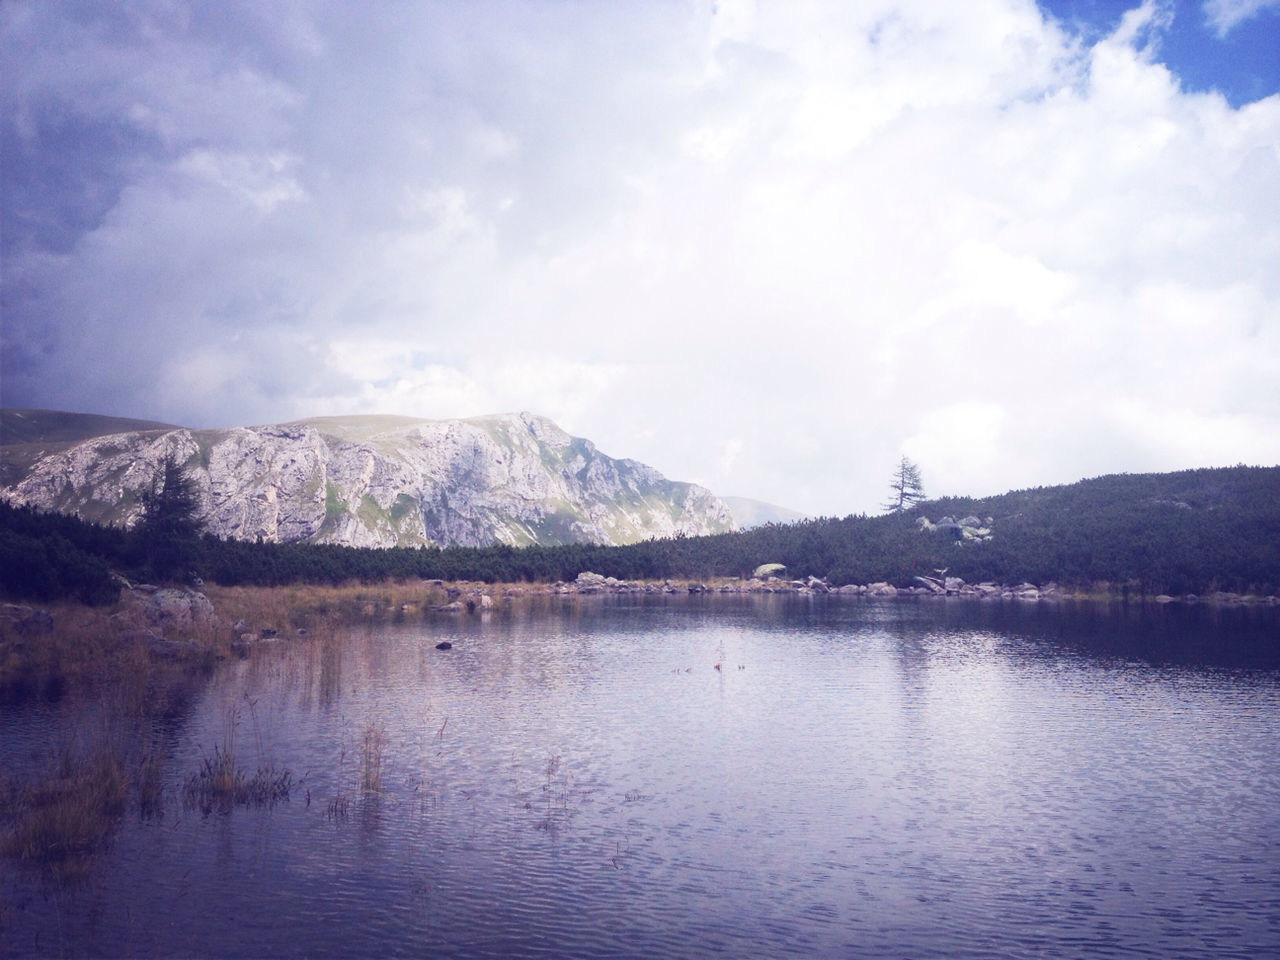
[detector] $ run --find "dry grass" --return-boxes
[204,580,453,635]
[181,701,296,815]
[181,746,295,814]
[1,747,127,878]
[0,591,223,709]
[0,579,460,709]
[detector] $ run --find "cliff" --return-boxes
[0,410,735,548]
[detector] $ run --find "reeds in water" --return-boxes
[182,702,295,814]
[360,720,386,793]
[1,748,127,877]
[137,735,166,819]
[326,793,350,821]
[182,745,294,814]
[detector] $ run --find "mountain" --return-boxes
[720,496,809,529]
[0,409,180,446]
[0,409,181,488]
[0,410,735,548]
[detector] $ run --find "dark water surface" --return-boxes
[3,596,1279,958]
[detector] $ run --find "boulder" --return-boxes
[145,588,214,630]
[117,627,166,648]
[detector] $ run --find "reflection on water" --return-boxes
[3,596,1279,958]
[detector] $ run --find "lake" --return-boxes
[3,595,1279,958]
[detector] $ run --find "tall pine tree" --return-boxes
[883,456,926,513]
[136,454,203,582]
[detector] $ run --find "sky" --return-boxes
[2,0,1278,517]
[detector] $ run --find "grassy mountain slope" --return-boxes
[0,409,181,488]
[0,409,180,446]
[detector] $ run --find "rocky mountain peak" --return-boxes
[0,409,735,549]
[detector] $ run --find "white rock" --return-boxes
[3,413,735,549]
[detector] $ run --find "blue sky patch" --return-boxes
[1040,0,1280,105]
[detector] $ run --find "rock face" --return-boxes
[1,411,735,549]
[917,514,993,542]
[145,587,215,630]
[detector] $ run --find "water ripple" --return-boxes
[3,599,1278,958]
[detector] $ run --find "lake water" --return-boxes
[3,596,1279,958]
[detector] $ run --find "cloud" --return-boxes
[1203,0,1280,35]
[2,0,1278,516]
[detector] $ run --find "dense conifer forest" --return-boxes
[2,465,1278,604]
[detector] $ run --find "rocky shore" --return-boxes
[428,571,1280,607]
[6,571,1277,684]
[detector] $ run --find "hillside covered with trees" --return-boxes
[2,465,1278,603]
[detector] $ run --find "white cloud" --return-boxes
[176,149,304,212]
[1203,0,1280,36]
[719,437,745,479]
[4,0,1279,515]
[904,402,1009,498]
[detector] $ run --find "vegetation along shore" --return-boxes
[2,461,1278,699]
[2,460,1278,878]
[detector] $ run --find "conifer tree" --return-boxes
[883,456,926,513]
[137,454,203,581]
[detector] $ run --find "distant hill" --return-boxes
[0,409,182,488]
[720,496,808,529]
[0,409,180,446]
[0,409,734,548]
[829,465,1280,595]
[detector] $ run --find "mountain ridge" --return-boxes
[0,409,735,548]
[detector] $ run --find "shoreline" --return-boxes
[3,574,1278,704]
[418,572,1280,608]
